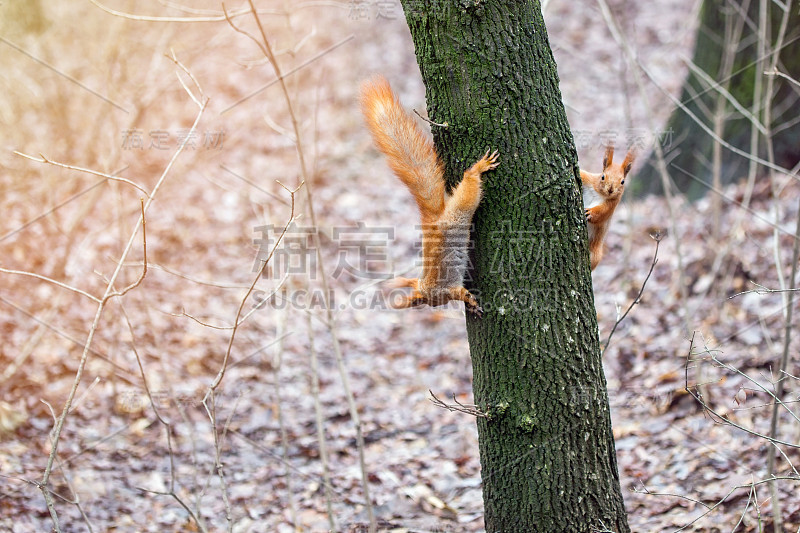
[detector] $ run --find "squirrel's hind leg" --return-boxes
[447,286,483,317]
[391,277,419,289]
[392,291,427,309]
[388,277,426,309]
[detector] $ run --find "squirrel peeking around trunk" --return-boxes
[580,146,635,270]
[360,75,499,316]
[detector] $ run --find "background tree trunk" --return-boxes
[399,1,630,531]
[633,0,800,198]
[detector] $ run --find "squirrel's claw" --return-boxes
[484,149,500,170]
[467,303,483,318]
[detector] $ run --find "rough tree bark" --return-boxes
[634,0,800,198]
[399,1,630,531]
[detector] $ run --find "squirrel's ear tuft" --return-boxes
[621,149,636,175]
[603,145,614,170]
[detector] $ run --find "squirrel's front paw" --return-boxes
[585,208,595,223]
[467,304,483,318]
[484,149,500,170]
[474,149,500,173]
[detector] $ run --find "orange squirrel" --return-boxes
[580,146,635,270]
[360,75,499,315]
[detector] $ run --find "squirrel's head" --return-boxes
[598,145,635,199]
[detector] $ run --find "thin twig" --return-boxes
[89,0,347,22]
[638,474,800,533]
[760,6,795,526]
[217,390,248,531]
[413,108,448,128]
[627,37,800,179]
[117,298,208,532]
[681,55,767,135]
[203,181,302,393]
[601,232,662,355]
[230,429,345,497]
[766,165,800,528]
[123,261,251,289]
[684,334,800,449]
[0,294,138,382]
[765,68,800,89]
[175,269,290,329]
[307,300,336,530]
[40,198,149,529]
[137,487,207,528]
[106,198,148,299]
[729,281,800,300]
[89,0,252,22]
[0,296,62,383]
[13,151,150,196]
[48,434,95,531]
[429,390,489,418]
[0,267,101,303]
[167,49,203,106]
[709,352,800,426]
[271,287,298,528]
[199,180,301,533]
[203,388,232,530]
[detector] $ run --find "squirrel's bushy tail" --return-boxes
[360,75,445,223]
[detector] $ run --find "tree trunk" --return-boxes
[633,0,800,198]
[399,1,630,531]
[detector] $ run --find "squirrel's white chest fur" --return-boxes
[582,185,601,242]
[582,185,603,210]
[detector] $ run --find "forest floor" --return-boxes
[1,1,799,532]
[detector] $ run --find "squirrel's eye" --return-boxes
[600,174,605,181]
[621,179,625,185]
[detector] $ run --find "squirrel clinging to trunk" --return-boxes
[580,145,635,270]
[360,75,499,316]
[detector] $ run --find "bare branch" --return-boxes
[89,0,348,22]
[602,232,662,355]
[0,267,101,303]
[165,49,205,106]
[729,281,800,299]
[766,154,800,528]
[106,199,148,299]
[429,390,489,418]
[307,304,336,530]
[684,333,800,449]
[204,180,303,393]
[136,487,208,531]
[680,55,767,135]
[14,151,150,196]
[765,67,800,89]
[413,108,448,128]
[635,475,800,533]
